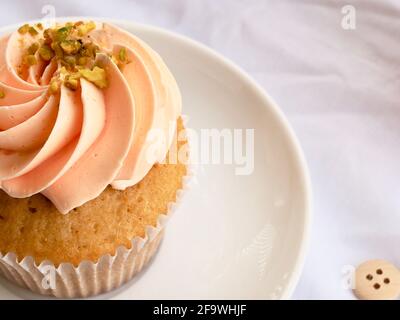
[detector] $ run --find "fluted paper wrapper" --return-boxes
[0,118,194,299]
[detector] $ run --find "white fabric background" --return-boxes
[1,0,399,300]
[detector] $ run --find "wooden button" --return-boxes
[354,259,400,300]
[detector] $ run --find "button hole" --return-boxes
[374,283,381,290]
[384,278,390,284]
[376,269,383,275]
[366,274,373,281]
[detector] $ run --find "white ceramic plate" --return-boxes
[0,18,311,300]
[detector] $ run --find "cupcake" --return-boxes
[0,21,189,298]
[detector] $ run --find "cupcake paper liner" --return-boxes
[0,116,194,299]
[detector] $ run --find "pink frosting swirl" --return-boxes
[0,22,181,214]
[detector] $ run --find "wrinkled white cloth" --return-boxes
[1,0,399,300]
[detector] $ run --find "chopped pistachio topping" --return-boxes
[79,66,108,89]
[18,24,30,34]
[55,26,72,42]
[38,44,55,61]
[64,75,79,91]
[60,40,82,55]
[0,90,5,99]
[114,47,131,70]
[49,79,60,94]
[43,28,53,44]
[77,56,89,66]
[118,47,127,62]
[17,21,110,91]
[60,66,68,75]
[25,55,37,66]
[28,42,40,55]
[79,43,99,58]
[51,42,64,58]
[77,21,96,36]
[28,26,39,36]
[62,55,76,68]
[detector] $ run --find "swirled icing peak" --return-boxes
[0,21,182,214]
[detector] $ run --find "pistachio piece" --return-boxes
[51,42,64,58]
[24,55,37,66]
[43,28,53,44]
[118,47,127,62]
[0,90,5,99]
[28,26,39,36]
[64,76,79,91]
[79,43,99,58]
[55,26,72,42]
[62,55,76,68]
[18,24,30,35]
[79,66,108,89]
[59,66,68,75]
[77,56,89,66]
[28,42,40,55]
[49,79,60,94]
[60,40,81,55]
[77,21,96,36]
[39,44,55,61]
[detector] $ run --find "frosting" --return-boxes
[0,22,182,214]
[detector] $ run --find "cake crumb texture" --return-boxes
[0,118,188,266]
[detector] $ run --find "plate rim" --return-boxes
[0,16,312,300]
